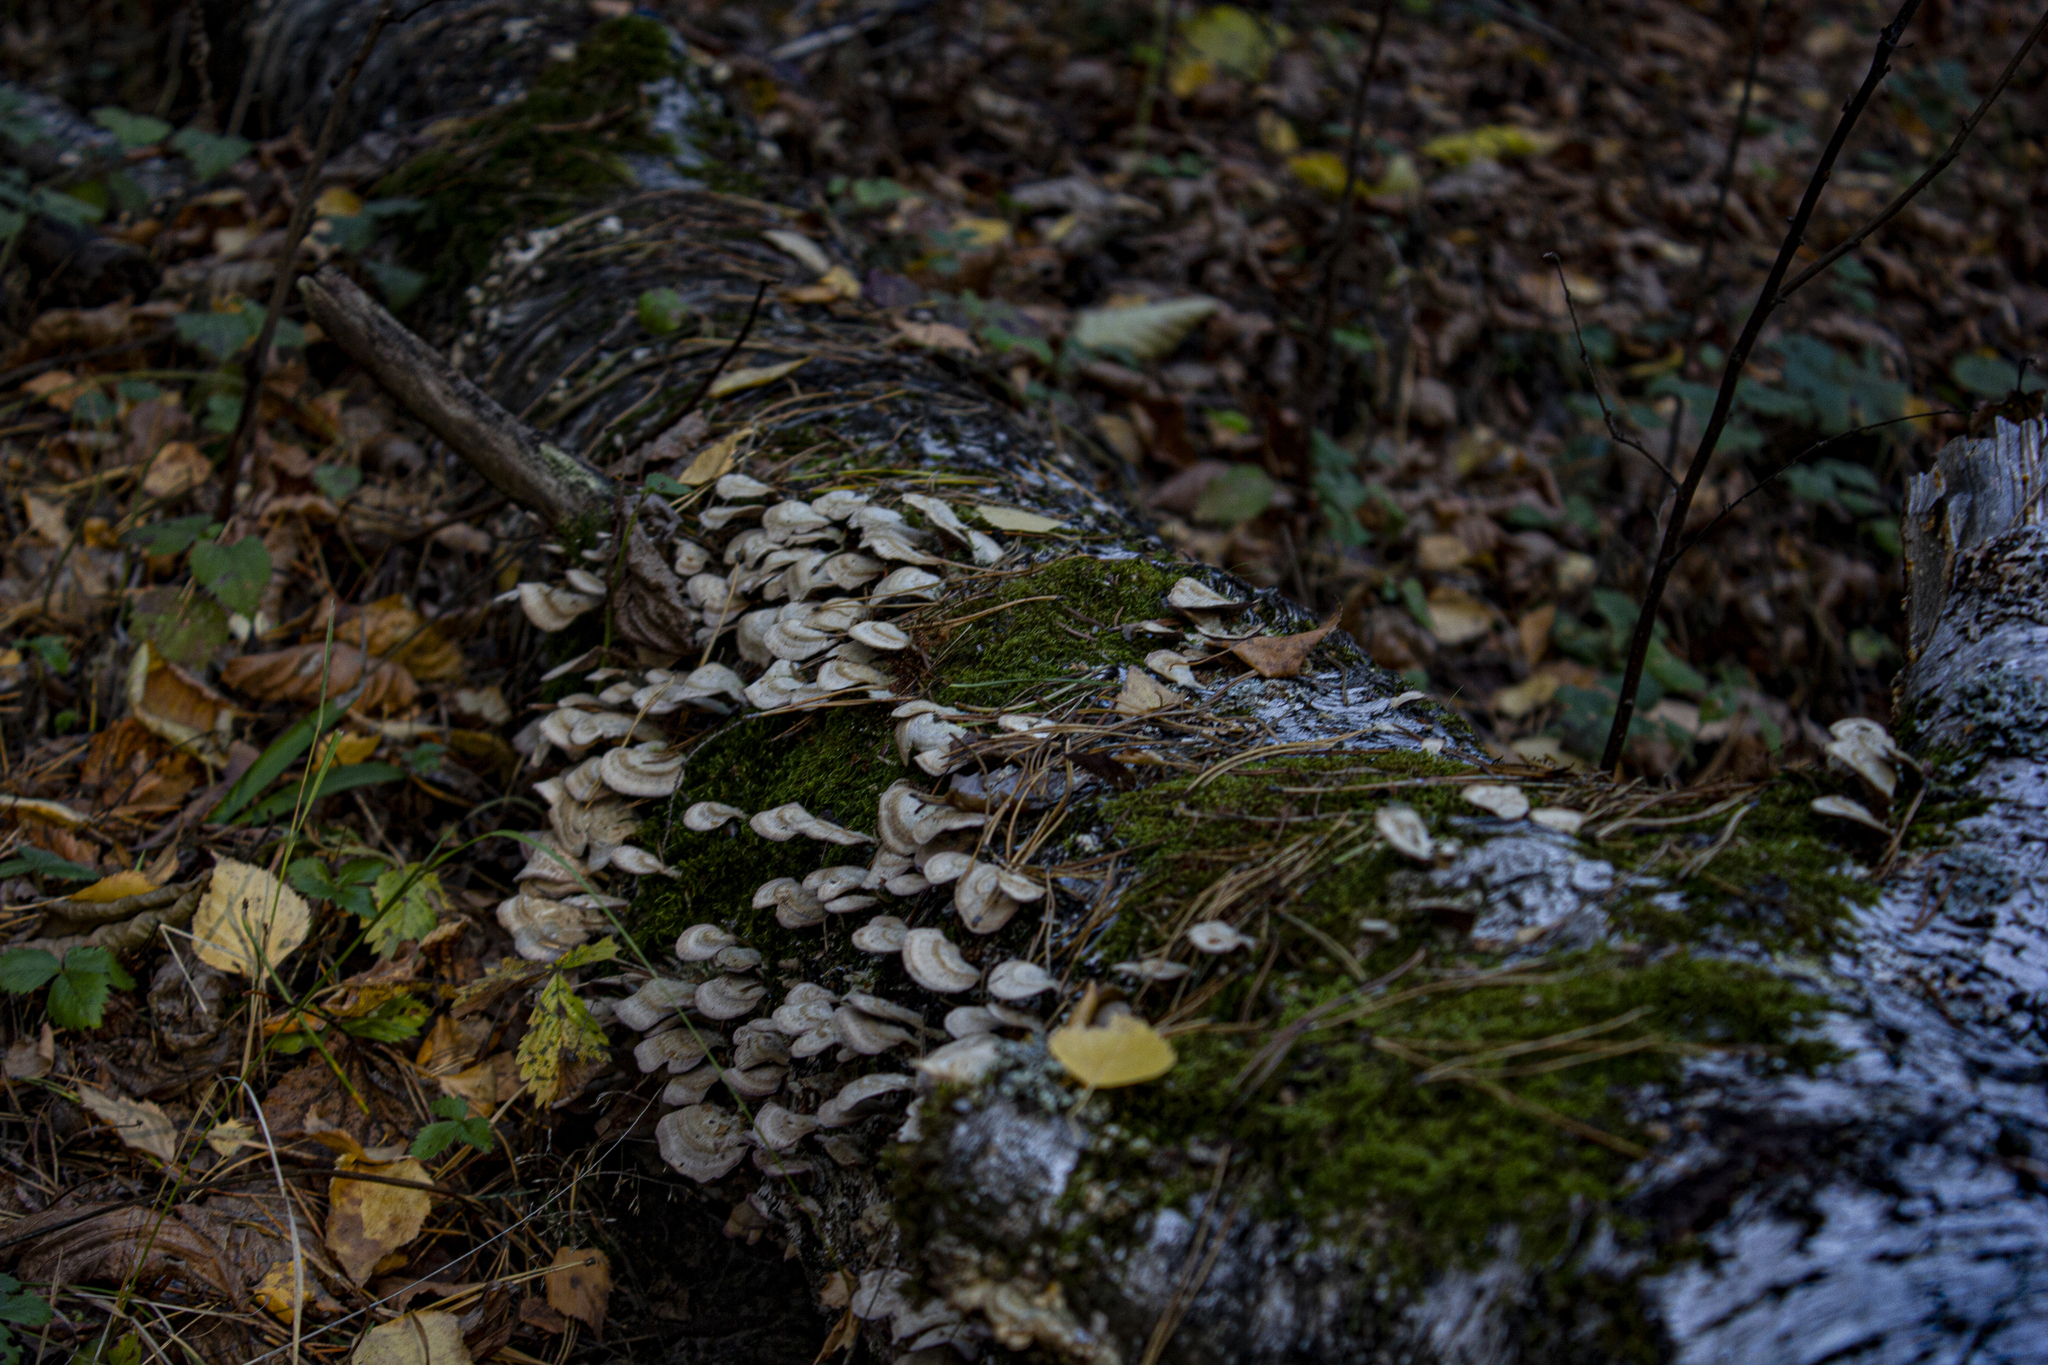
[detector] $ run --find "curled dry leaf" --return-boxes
[1376,805,1436,861]
[1230,617,1338,679]
[1462,784,1530,821]
[546,1246,613,1332]
[351,1310,473,1365]
[1114,668,1183,716]
[222,642,419,714]
[328,1152,435,1285]
[193,858,313,977]
[78,1084,179,1163]
[1811,794,1891,835]
[127,642,235,762]
[1048,1013,1177,1089]
[707,357,808,400]
[69,868,158,903]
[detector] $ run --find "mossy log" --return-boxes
[273,8,2048,1361]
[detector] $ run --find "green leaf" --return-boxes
[237,761,406,825]
[1645,640,1708,696]
[0,1280,50,1329]
[430,1095,468,1121]
[189,536,272,616]
[203,391,243,434]
[1951,351,2044,399]
[312,464,362,501]
[122,515,217,556]
[24,635,69,671]
[0,950,61,995]
[410,1113,494,1161]
[320,214,380,254]
[128,586,231,667]
[65,946,134,992]
[367,866,442,956]
[0,847,101,882]
[637,287,688,335]
[91,107,170,149]
[1331,327,1381,357]
[556,937,620,971]
[208,699,353,823]
[173,311,258,362]
[47,969,111,1030]
[363,261,426,311]
[168,127,251,180]
[336,993,430,1041]
[1399,577,1434,634]
[644,472,690,496]
[1193,464,1275,525]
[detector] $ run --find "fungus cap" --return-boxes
[656,1103,749,1182]
[695,975,768,1020]
[902,928,980,993]
[674,923,735,961]
[987,959,1056,1001]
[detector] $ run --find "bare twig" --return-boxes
[1303,0,1394,424]
[1545,255,1676,487]
[218,0,406,524]
[1663,0,1773,469]
[1600,0,1925,771]
[1779,4,2048,301]
[669,280,771,427]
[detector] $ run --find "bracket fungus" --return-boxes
[902,928,980,993]
[656,1103,749,1182]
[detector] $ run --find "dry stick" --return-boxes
[1546,255,1676,488]
[217,0,403,525]
[1661,0,1773,470]
[1598,0,1923,772]
[1302,0,1394,426]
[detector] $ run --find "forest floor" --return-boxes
[0,0,2035,1360]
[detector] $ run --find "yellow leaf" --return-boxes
[1491,672,1561,720]
[78,1085,179,1163]
[207,1119,257,1157]
[67,869,157,903]
[677,428,748,486]
[1422,124,1560,167]
[315,187,364,218]
[1049,1013,1177,1089]
[707,357,807,400]
[1178,5,1281,80]
[1169,56,1215,98]
[973,505,1066,534]
[1424,588,1494,646]
[952,216,1011,250]
[1256,109,1299,155]
[329,1154,434,1285]
[192,857,313,977]
[892,319,979,355]
[762,228,832,275]
[1070,297,1218,362]
[254,1262,308,1322]
[313,730,380,770]
[350,1310,472,1365]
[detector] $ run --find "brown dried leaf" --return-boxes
[328,1154,434,1285]
[437,1052,521,1115]
[221,641,418,714]
[12,1204,242,1306]
[143,440,213,499]
[1113,668,1183,715]
[545,1247,612,1332]
[311,596,467,683]
[78,1084,180,1164]
[127,643,236,762]
[3,1023,52,1080]
[1230,618,1338,679]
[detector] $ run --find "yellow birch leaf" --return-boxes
[67,869,157,903]
[677,429,747,485]
[1048,1013,1177,1088]
[328,1154,434,1285]
[350,1310,472,1365]
[192,857,313,977]
[707,357,807,400]
[78,1084,179,1163]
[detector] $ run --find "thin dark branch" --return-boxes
[1675,409,1961,556]
[1303,0,1394,424]
[217,0,410,523]
[667,280,772,427]
[1664,0,1773,468]
[1779,4,2048,302]
[1599,0,1925,772]
[1545,254,1677,488]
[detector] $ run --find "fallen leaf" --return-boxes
[1114,667,1184,715]
[813,1305,859,1362]
[1424,588,1494,646]
[1530,807,1586,834]
[1811,794,1890,834]
[68,869,158,903]
[207,1118,257,1156]
[316,186,365,218]
[313,596,467,683]
[11,1204,239,1302]
[545,1247,612,1332]
[1463,784,1530,821]
[762,229,832,275]
[78,1085,180,1163]
[1376,804,1436,861]
[314,731,381,769]
[1423,124,1561,166]
[3,1023,52,1080]
[892,319,978,354]
[1230,618,1338,679]
[437,1052,522,1114]
[677,429,748,485]
[1416,534,1471,572]
[784,265,861,304]
[127,642,236,761]
[1048,1013,1177,1089]
[951,215,1012,249]
[329,1153,434,1285]
[221,642,419,714]
[1491,672,1560,719]
[193,858,313,977]
[21,492,68,544]
[351,1310,472,1365]
[1070,297,1218,361]
[142,440,213,499]
[1517,604,1556,664]
[253,1261,307,1321]
[973,505,1065,533]
[707,357,807,400]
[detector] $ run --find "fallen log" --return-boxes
[274,7,2048,1361]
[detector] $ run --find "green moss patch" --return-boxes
[381,16,682,291]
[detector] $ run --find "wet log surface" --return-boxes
[271,7,2048,1362]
